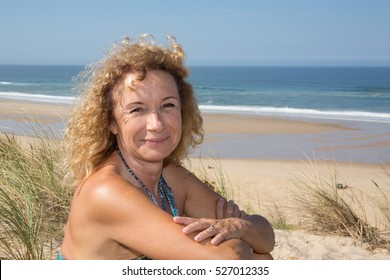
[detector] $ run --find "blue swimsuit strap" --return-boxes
[57,250,65,260]
[116,147,178,217]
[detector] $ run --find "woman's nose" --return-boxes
[146,112,165,132]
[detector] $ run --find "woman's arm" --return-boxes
[240,214,275,253]
[174,215,275,254]
[167,165,275,254]
[85,175,256,259]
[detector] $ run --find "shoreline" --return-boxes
[197,112,390,164]
[1,99,389,164]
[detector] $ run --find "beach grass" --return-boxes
[190,155,233,200]
[191,155,390,250]
[370,164,390,226]
[264,202,297,230]
[190,156,297,230]
[292,158,390,249]
[0,130,72,260]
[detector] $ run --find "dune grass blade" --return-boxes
[0,130,72,260]
[293,159,388,249]
[190,155,232,199]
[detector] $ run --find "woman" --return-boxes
[59,35,274,259]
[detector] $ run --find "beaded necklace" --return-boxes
[116,147,178,217]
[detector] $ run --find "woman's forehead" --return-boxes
[122,72,139,90]
[113,70,179,101]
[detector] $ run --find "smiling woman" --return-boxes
[59,35,275,260]
[110,70,183,163]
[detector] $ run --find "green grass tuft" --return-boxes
[0,131,72,260]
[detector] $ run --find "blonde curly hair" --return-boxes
[65,35,204,186]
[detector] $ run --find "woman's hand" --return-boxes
[173,216,249,245]
[216,197,247,219]
[174,198,248,245]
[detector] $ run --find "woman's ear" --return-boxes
[110,120,118,135]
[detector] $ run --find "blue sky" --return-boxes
[1,0,389,66]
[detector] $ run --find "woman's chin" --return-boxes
[141,150,173,163]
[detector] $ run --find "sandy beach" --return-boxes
[1,100,390,259]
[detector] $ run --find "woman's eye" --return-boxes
[129,107,142,113]
[163,102,175,108]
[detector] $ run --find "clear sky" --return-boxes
[1,0,389,66]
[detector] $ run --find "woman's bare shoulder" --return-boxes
[163,163,220,218]
[163,163,202,184]
[73,165,144,222]
[163,163,203,197]
[77,165,125,197]
[163,163,189,175]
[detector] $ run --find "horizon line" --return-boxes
[1,63,390,68]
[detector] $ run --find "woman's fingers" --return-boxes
[233,203,241,217]
[216,197,226,219]
[173,216,197,226]
[225,200,234,217]
[240,210,248,218]
[194,224,220,242]
[210,233,226,245]
[174,216,245,245]
[216,197,245,219]
[225,200,242,218]
[174,217,213,235]
[199,219,241,245]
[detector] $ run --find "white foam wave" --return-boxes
[200,105,390,123]
[1,92,389,123]
[0,81,31,86]
[0,92,76,104]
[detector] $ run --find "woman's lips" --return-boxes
[143,136,170,145]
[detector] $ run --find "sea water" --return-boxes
[1,65,389,162]
[1,65,389,123]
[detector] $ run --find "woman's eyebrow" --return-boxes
[123,101,144,109]
[122,97,179,109]
[162,96,180,101]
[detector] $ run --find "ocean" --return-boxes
[1,65,390,123]
[1,65,389,162]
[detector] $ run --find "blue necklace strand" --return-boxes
[116,147,178,217]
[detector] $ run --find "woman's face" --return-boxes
[110,70,182,163]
